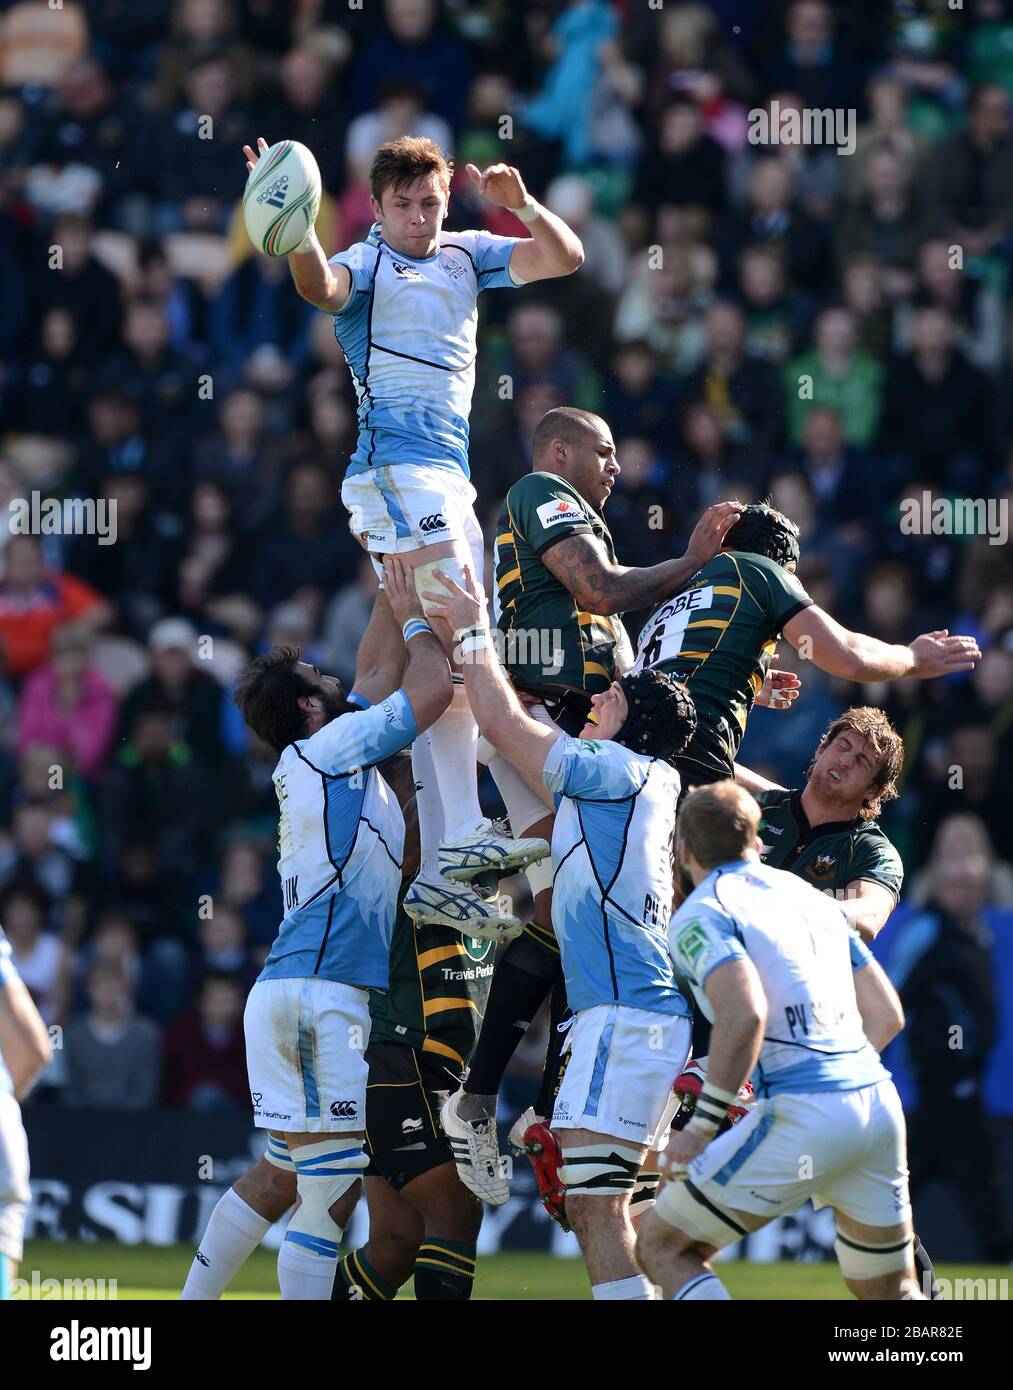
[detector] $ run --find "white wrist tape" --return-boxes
[510,198,540,223]
[293,228,321,256]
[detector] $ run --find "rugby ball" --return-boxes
[243,140,321,256]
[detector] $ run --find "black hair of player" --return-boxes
[615,669,697,765]
[234,645,323,754]
[723,502,800,569]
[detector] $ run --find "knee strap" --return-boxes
[285,1141,366,1260]
[559,1142,643,1196]
[630,1171,662,1218]
[265,1134,294,1171]
[835,1231,914,1280]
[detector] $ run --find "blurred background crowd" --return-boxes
[0,0,1011,1249]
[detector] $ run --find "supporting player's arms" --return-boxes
[422,568,557,806]
[841,878,896,943]
[853,955,905,1051]
[466,163,584,281]
[384,557,454,733]
[541,501,743,617]
[783,606,981,681]
[0,972,52,1099]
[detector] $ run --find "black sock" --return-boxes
[464,931,561,1096]
[535,975,571,1118]
[413,1239,476,1300]
[913,1235,940,1300]
[331,1247,398,1301]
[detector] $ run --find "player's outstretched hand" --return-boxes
[755,668,802,710]
[909,630,981,679]
[684,500,744,569]
[422,565,487,639]
[465,162,528,209]
[242,136,269,173]
[383,555,427,628]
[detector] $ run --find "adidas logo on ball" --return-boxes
[257,174,289,209]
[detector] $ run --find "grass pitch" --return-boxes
[15,1240,1009,1300]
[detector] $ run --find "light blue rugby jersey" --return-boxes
[0,927,17,1096]
[258,691,416,991]
[330,224,523,478]
[543,736,690,1018]
[668,859,889,1099]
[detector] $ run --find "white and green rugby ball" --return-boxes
[243,139,321,256]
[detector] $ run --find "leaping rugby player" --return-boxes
[243,133,584,936]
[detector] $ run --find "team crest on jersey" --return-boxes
[537,497,582,528]
[675,921,708,969]
[464,935,493,963]
[807,852,838,879]
[440,254,465,280]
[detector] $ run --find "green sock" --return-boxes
[331,1247,398,1301]
[413,1239,477,1301]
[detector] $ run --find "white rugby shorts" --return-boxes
[341,465,484,584]
[552,1003,691,1149]
[655,1079,912,1244]
[244,977,370,1134]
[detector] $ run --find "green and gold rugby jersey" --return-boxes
[368,891,495,1073]
[493,473,633,712]
[754,787,904,902]
[632,551,812,782]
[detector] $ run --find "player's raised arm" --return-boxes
[465,163,584,282]
[242,136,352,311]
[783,605,981,682]
[423,567,559,804]
[382,557,454,734]
[541,501,743,617]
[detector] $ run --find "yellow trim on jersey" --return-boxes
[583,661,613,680]
[714,585,741,598]
[676,650,712,660]
[423,997,479,1018]
[499,566,521,587]
[417,944,467,971]
[422,1037,466,1068]
[497,532,514,548]
[686,619,729,631]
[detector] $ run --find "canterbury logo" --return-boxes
[330,1100,357,1118]
[419,513,448,533]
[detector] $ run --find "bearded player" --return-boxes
[243,133,583,936]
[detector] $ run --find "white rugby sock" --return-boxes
[411,732,445,880]
[277,1237,341,1300]
[427,680,483,841]
[592,1274,655,1300]
[672,1272,731,1300]
[180,1187,272,1299]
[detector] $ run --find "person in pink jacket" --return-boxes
[17,624,119,780]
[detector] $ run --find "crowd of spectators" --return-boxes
[0,0,1012,1141]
